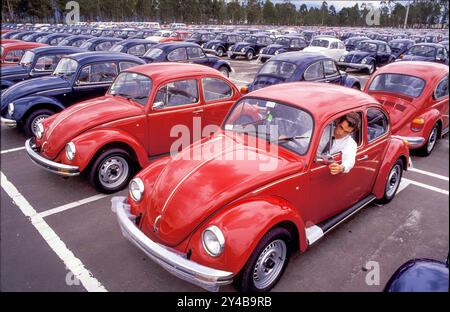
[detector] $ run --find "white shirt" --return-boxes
[318,132,357,174]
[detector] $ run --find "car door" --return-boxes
[376,43,389,65]
[435,47,447,64]
[147,78,203,156]
[433,76,449,132]
[186,46,209,66]
[201,76,236,127]
[302,61,325,82]
[167,47,188,63]
[322,59,343,84]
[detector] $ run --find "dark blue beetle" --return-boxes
[1,46,84,90]
[21,32,52,42]
[37,33,71,46]
[384,257,449,292]
[110,38,157,57]
[337,40,396,74]
[79,37,123,51]
[227,34,274,60]
[247,52,360,92]
[186,31,216,46]
[344,36,370,51]
[202,33,244,57]
[1,52,145,136]
[57,35,95,48]
[400,43,449,64]
[1,30,23,39]
[388,39,415,58]
[9,31,36,40]
[142,42,233,77]
[257,35,308,63]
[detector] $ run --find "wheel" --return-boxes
[89,148,135,194]
[246,50,254,61]
[418,123,439,156]
[367,61,376,74]
[376,159,403,204]
[229,54,236,59]
[216,47,224,57]
[352,83,361,90]
[235,227,292,292]
[24,109,54,138]
[218,66,229,77]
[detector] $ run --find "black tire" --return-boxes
[218,66,230,77]
[376,159,403,205]
[229,54,236,59]
[367,61,376,74]
[216,47,224,57]
[246,50,254,61]
[24,108,54,138]
[88,148,135,194]
[235,227,292,292]
[418,123,439,156]
[352,83,361,90]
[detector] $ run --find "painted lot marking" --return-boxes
[39,194,109,218]
[231,78,252,85]
[408,167,449,182]
[402,177,449,196]
[1,146,25,154]
[1,171,107,292]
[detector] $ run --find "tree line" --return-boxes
[3,0,449,28]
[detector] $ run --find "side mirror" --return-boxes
[240,85,249,94]
[152,101,165,110]
[315,154,334,165]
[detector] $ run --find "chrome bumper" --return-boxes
[337,62,371,70]
[402,136,426,148]
[112,196,234,292]
[227,51,246,57]
[257,53,273,60]
[203,48,218,55]
[25,138,80,177]
[1,116,17,127]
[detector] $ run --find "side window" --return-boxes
[77,62,118,84]
[377,44,386,53]
[127,44,146,56]
[338,42,345,49]
[187,46,205,59]
[227,36,235,43]
[290,39,300,47]
[303,61,324,81]
[5,50,23,62]
[73,39,85,47]
[167,48,187,61]
[434,77,449,100]
[386,45,392,54]
[367,108,389,142]
[119,61,140,71]
[96,41,113,51]
[202,77,233,102]
[330,42,338,49]
[34,55,59,71]
[154,79,199,108]
[323,60,338,77]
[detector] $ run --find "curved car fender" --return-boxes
[212,60,231,71]
[343,75,360,89]
[69,128,149,172]
[186,196,307,275]
[364,56,376,64]
[414,108,443,139]
[1,79,15,89]
[372,137,409,199]
[10,95,64,121]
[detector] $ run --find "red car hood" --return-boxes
[141,131,302,247]
[367,91,417,134]
[41,95,143,159]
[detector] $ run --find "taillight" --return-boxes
[411,117,425,132]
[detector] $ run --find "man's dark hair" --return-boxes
[339,112,360,130]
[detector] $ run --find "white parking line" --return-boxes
[1,146,25,154]
[402,177,449,196]
[39,194,109,218]
[408,168,449,182]
[231,78,251,85]
[1,171,107,292]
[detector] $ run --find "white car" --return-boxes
[303,37,347,62]
[145,30,173,42]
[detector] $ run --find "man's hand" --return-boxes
[328,163,343,175]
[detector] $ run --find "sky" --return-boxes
[267,1,410,11]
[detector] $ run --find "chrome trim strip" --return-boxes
[1,116,17,127]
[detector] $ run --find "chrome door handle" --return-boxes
[193,108,204,114]
[357,155,369,161]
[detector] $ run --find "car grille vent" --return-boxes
[395,104,407,112]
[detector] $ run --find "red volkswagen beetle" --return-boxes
[25,63,240,193]
[1,41,47,67]
[365,61,448,156]
[112,82,410,292]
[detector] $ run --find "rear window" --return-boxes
[369,74,425,98]
[258,60,297,79]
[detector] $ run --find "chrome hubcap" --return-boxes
[386,164,401,198]
[253,239,286,289]
[427,127,437,153]
[217,49,223,56]
[31,115,49,135]
[99,156,129,189]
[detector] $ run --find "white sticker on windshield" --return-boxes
[225,124,233,130]
[266,101,276,108]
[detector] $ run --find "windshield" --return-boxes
[356,42,377,52]
[189,33,202,40]
[310,39,329,48]
[58,38,71,46]
[19,51,35,66]
[406,45,436,57]
[144,48,163,59]
[258,61,297,79]
[79,41,93,49]
[244,36,257,43]
[110,44,124,52]
[275,37,290,46]
[223,98,313,155]
[369,74,425,98]
[108,72,152,106]
[52,58,78,80]
[389,42,407,49]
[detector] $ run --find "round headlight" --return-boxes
[65,142,76,160]
[274,50,280,55]
[228,45,233,51]
[8,103,14,116]
[241,47,246,52]
[201,43,204,48]
[202,225,225,257]
[129,178,144,202]
[211,45,216,50]
[362,58,368,64]
[36,122,44,139]
[340,55,345,62]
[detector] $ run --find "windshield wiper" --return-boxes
[275,135,310,143]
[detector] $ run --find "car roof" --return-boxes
[411,42,444,48]
[361,40,386,45]
[65,51,145,64]
[30,46,84,54]
[372,61,448,84]
[1,42,46,49]
[117,38,157,45]
[85,37,122,43]
[271,51,331,65]
[245,82,380,122]
[153,41,200,49]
